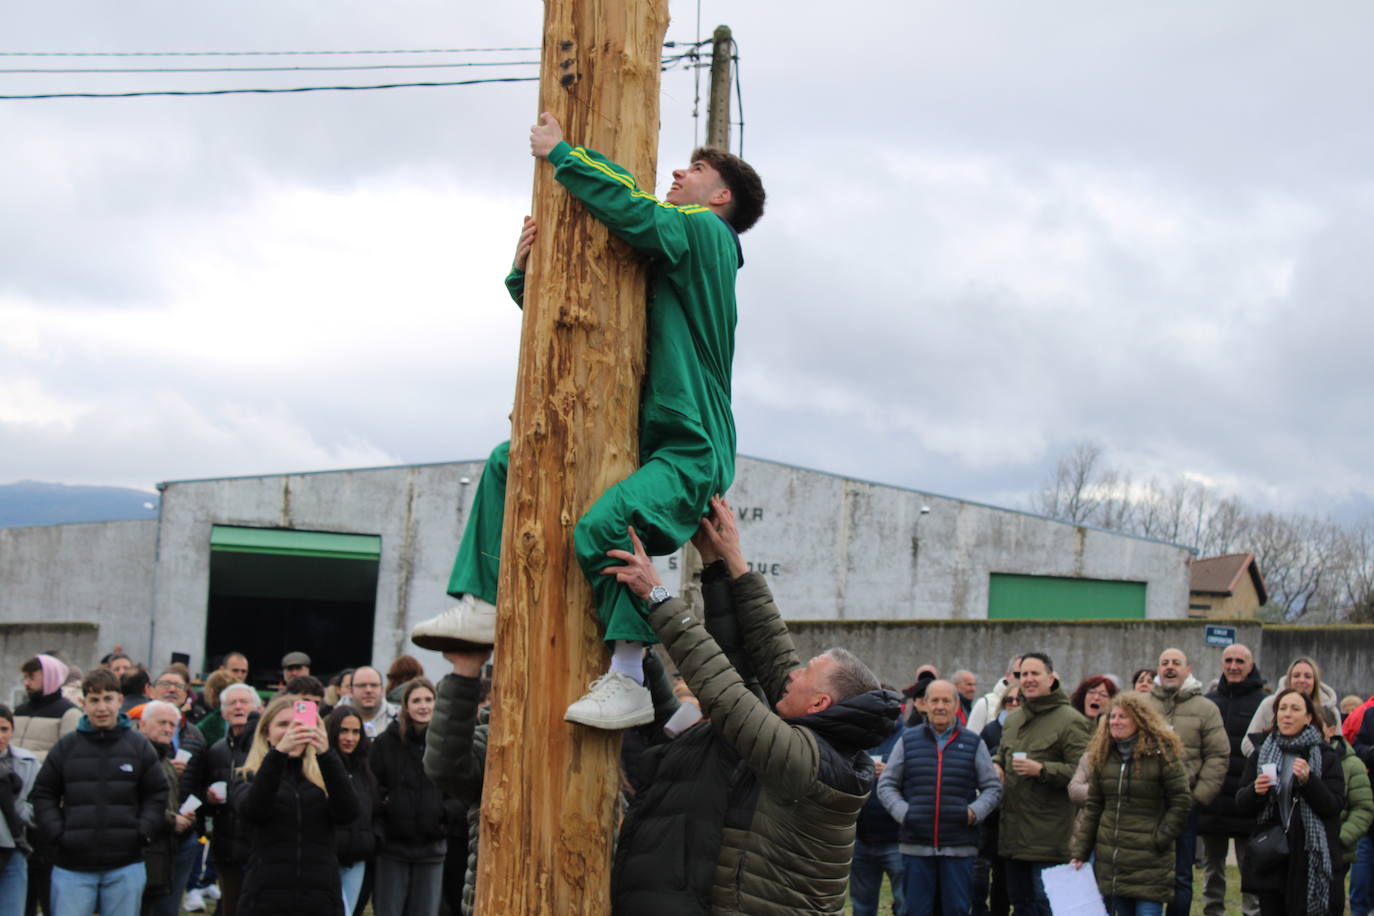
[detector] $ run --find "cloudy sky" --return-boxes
[3,2,1371,527]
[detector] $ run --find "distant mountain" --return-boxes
[0,480,159,528]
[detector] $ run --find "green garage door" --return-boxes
[988,573,1146,620]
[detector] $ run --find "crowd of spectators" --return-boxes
[5,626,1374,916]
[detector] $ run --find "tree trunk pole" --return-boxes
[475,1,669,913]
[707,24,732,150]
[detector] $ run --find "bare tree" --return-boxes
[1034,441,1117,525]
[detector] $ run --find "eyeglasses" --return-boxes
[1011,671,1021,679]
[1086,688,1111,699]
[1003,697,1021,707]
[154,679,186,690]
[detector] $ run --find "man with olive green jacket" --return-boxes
[606,498,902,915]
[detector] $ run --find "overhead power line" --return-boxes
[0,47,541,57]
[0,61,540,74]
[0,77,540,101]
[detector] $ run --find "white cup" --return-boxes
[1260,763,1278,781]
[871,754,883,763]
[174,748,193,764]
[1013,751,1028,761]
[209,780,228,803]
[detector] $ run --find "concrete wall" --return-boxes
[0,519,156,655]
[1,622,101,708]
[718,457,1193,621]
[785,617,1374,703]
[787,618,1265,697]
[1264,626,1374,701]
[149,461,486,680]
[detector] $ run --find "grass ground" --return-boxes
[849,864,1248,914]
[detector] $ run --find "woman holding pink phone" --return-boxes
[231,694,359,916]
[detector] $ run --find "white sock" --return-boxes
[608,641,645,684]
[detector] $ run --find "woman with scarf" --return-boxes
[1235,688,1345,916]
[1069,692,1192,915]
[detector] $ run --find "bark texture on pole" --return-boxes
[475,1,670,913]
[707,24,733,150]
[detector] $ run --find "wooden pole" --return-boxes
[475,1,669,913]
[707,24,732,150]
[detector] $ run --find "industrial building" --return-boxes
[0,455,1193,686]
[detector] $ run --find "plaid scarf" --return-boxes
[1257,724,1330,916]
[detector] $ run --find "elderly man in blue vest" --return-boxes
[878,678,1003,916]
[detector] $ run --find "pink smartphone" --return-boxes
[292,699,318,729]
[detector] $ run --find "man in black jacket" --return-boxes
[1200,644,1266,916]
[31,667,169,916]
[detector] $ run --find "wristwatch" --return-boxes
[648,585,671,607]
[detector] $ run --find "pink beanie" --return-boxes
[37,654,69,696]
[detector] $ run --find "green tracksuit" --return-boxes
[446,140,743,644]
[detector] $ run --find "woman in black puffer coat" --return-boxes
[371,677,456,916]
[232,695,359,916]
[1235,688,1344,916]
[327,705,379,914]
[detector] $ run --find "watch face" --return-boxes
[650,586,670,603]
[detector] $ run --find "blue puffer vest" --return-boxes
[899,723,980,849]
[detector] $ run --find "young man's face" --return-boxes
[666,160,728,209]
[83,690,123,729]
[109,658,132,679]
[22,669,43,695]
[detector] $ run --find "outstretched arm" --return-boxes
[529,112,726,264]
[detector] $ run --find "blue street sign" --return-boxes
[1204,625,1237,647]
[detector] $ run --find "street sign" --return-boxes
[1204,624,1237,647]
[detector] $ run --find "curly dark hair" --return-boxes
[690,147,765,233]
[1070,675,1118,718]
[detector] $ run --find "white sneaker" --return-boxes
[184,889,207,912]
[410,594,497,649]
[564,671,654,730]
[200,884,222,902]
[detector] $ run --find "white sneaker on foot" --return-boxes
[200,883,222,902]
[410,594,497,649]
[184,889,207,912]
[564,671,654,730]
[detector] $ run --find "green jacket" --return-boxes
[1147,679,1230,805]
[505,140,743,556]
[1071,745,1192,903]
[1335,736,1374,864]
[648,572,899,914]
[994,688,1093,863]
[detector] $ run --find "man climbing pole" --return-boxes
[411,112,766,730]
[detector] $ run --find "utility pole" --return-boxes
[474,0,669,913]
[707,24,732,150]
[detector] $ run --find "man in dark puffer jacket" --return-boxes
[606,496,901,914]
[31,667,169,916]
[1199,646,1266,916]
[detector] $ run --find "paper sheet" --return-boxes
[1040,862,1109,916]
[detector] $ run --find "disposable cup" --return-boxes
[1013,752,1028,761]
[1260,763,1278,781]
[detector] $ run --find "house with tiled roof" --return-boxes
[1188,553,1268,619]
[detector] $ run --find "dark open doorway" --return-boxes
[204,526,380,687]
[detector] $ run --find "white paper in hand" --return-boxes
[178,795,203,817]
[1040,863,1108,916]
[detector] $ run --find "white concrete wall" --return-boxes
[149,461,485,679]
[0,520,156,660]
[708,457,1192,621]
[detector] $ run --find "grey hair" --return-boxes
[141,699,182,722]
[220,682,262,709]
[822,647,880,703]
